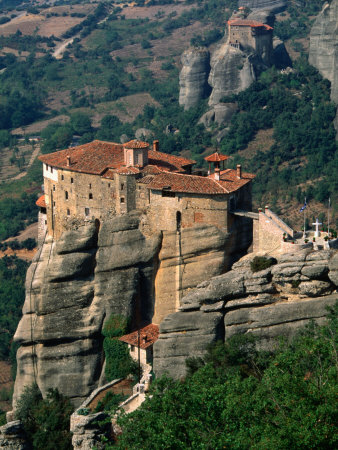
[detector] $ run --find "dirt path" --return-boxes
[6,145,40,181]
[53,37,74,59]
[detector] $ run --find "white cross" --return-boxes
[312,218,322,238]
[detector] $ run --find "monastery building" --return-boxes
[36,139,255,241]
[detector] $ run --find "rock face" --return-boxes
[13,213,243,408]
[154,250,338,379]
[309,0,338,135]
[208,46,257,106]
[239,0,287,12]
[179,48,211,110]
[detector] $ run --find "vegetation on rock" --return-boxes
[250,256,277,273]
[103,315,138,381]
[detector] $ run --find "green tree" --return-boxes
[15,384,73,450]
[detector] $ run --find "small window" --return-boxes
[53,185,55,191]
[51,167,53,173]
[71,178,74,184]
[89,183,92,189]
[46,164,49,170]
[89,193,93,199]
[121,183,124,191]
[53,201,56,207]
[61,174,64,181]
[120,197,125,203]
[85,207,90,216]
[67,208,70,216]
[45,220,47,225]
[108,183,111,188]
[65,191,68,200]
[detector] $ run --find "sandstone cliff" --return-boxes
[208,45,257,106]
[154,250,338,378]
[13,213,248,407]
[179,48,211,110]
[309,0,338,136]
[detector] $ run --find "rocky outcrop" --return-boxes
[154,250,338,379]
[239,0,287,12]
[309,0,338,136]
[13,214,243,408]
[0,421,29,449]
[198,103,238,127]
[179,48,211,110]
[208,46,257,106]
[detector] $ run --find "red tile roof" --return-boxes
[36,194,46,208]
[211,169,255,193]
[124,140,149,149]
[148,150,195,173]
[146,172,229,194]
[119,324,159,350]
[39,140,195,175]
[205,151,229,163]
[228,19,273,30]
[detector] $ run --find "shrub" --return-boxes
[250,256,277,273]
[15,384,73,450]
[102,315,138,381]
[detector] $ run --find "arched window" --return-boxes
[65,191,68,200]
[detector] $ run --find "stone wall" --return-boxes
[146,190,229,233]
[253,209,292,253]
[154,250,338,379]
[43,167,116,239]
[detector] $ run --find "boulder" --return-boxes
[299,280,333,297]
[135,128,153,140]
[198,103,238,127]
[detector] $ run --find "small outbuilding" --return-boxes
[119,324,159,366]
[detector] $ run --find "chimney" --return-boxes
[214,167,220,181]
[236,164,241,179]
[66,156,71,167]
[153,140,159,152]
